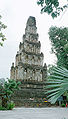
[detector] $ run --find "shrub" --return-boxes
[0,101,15,110]
[7,101,15,110]
[0,106,6,110]
[0,79,21,109]
[61,103,66,107]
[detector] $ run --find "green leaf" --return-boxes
[51,12,57,18]
[45,66,68,104]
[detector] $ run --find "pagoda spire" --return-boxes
[10,16,47,82]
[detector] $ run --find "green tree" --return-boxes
[0,79,21,108]
[0,15,7,46]
[45,66,68,104]
[37,0,68,18]
[44,27,68,104]
[48,26,68,69]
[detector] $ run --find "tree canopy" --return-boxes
[45,27,68,104]
[0,15,7,46]
[48,26,68,69]
[37,0,68,18]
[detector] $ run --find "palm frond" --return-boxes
[45,66,68,104]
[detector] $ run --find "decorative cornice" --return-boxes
[25,33,39,39]
[17,62,44,70]
[24,40,41,47]
[22,49,44,57]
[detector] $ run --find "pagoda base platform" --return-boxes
[11,80,52,107]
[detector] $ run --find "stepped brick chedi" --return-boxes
[10,16,47,82]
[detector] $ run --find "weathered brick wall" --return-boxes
[11,81,51,107]
[11,89,50,107]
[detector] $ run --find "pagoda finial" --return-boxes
[26,16,36,26]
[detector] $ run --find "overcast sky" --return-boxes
[0,0,68,79]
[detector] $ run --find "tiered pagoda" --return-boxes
[10,16,47,83]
